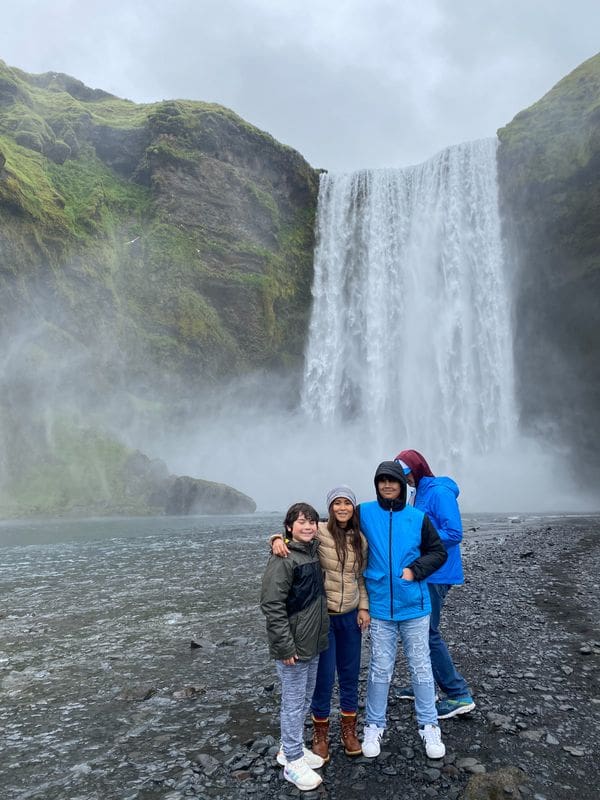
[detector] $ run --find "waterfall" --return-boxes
[301,138,517,467]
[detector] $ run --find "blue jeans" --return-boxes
[428,583,470,699]
[366,614,437,727]
[311,609,362,717]
[276,656,320,762]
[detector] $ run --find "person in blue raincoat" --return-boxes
[394,449,476,720]
[360,460,447,761]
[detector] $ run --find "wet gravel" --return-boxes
[1,513,599,800]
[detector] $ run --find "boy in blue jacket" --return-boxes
[359,461,447,760]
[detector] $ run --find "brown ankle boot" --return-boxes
[311,715,330,762]
[340,712,361,756]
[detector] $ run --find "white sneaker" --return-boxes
[419,723,446,759]
[276,745,324,769]
[362,723,384,757]
[283,756,323,791]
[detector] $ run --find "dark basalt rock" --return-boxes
[165,475,256,515]
[124,449,256,516]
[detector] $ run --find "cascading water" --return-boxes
[301,138,517,468]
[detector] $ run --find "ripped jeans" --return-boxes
[366,614,437,728]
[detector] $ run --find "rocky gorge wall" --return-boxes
[0,61,319,515]
[497,52,600,488]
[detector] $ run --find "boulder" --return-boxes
[165,475,256,515]
[463,766,527,800]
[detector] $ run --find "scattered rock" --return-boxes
[172,685,205,699]
[562,745,585,757]
[463,767,527,800]
[117,685,157,702]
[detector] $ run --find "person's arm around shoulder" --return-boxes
[260,555,297,661]
[271,533,290,557]
[408,514,448,581]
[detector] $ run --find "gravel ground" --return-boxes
[201,516,600,800]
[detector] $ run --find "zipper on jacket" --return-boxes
[388,508,394,618]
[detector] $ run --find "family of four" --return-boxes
[260,450,475,792]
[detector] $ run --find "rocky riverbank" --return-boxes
[2,514,598,800]
[186,516,600,800]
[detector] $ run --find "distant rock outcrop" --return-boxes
[497,52,600,485]
[164,475,256,515]
[125,450,256,516]
[0,423,256,519]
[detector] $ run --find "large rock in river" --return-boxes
[164,475,256,515]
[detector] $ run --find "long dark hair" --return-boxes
[327,506,364,573]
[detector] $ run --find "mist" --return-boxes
[133,372,596,515]
[1,302,597,517]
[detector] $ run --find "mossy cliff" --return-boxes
[0,61,319,516]
[0,60,319,377]
[497,52,600,482]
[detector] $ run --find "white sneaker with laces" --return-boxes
[283,756,323,791]
[419,723,446,759]
[276,745,324,769]
[362,723,384,757]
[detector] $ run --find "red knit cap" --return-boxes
[394,449,434,486]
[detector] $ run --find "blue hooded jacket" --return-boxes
[415,476,464,585]
[359,461,447,621]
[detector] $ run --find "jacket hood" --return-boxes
[374,460,407,510]
[420,475,460,498]
[393,449,434,486]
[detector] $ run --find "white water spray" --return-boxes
[301,138,518,470]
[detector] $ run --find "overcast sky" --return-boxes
[1,1,598,171]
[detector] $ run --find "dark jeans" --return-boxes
[310,608,362,717]
[428,583,470,699]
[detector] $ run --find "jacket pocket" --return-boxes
[392,577,422,611]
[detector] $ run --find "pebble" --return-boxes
[562,746,585,757]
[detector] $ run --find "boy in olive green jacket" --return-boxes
[260,502,329,791]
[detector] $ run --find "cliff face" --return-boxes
[0,62,319,516]
[0,62,319,380]
[497,53,600,483]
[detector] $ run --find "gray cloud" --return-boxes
[1,0,598,169]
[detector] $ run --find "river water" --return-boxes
[0,512,579,799]
[1,514,285,800]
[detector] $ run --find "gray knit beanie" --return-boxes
[326,485,357,510]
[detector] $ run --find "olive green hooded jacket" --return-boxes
[260,538,329,661]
